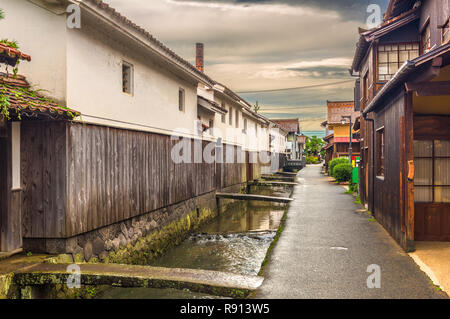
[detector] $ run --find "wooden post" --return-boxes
[405,91,415,252]
[1,123,22,252]
[0,117,7,138]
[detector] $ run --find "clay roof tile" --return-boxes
[0,73,80,120]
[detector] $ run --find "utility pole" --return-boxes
[341,115,353,165]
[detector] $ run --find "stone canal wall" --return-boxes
[30,183,246,264]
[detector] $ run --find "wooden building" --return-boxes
[351,0,450,251]
[0,68,80,253]
[321,101,360,169]
[0,0,286,259]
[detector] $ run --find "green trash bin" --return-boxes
[352,167,359,184]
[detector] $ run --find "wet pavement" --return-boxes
[255,165,448,299]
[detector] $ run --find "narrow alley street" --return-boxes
[255,165,448,299]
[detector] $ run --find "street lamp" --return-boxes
[341,115,352,165]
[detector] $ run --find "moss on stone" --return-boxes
[0,273,13,299]
[106,207,217,265]
[44,254,74,265]
[74,253,85,264]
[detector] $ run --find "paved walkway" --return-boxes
[255,165,448,299]
[409,241,450,295]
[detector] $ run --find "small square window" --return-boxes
[229,106,233,125]
[178,88,185,112]
[122,62,133,94]
[235,109,239,128]
[377,42,419,81]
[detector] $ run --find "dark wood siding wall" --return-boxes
[419,0,450,49]
[65,123,218,238]
[21,122,258,240]
[21,121,67,239]
[216,144,243,190]
[373,90,407,248]
[335,142,361,155]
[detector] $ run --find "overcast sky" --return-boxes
[106,0,389,132]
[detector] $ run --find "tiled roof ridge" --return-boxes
[272,119,300,133]
[352,8,419,71]
[271,118,299,122]
[0,72,29,87]
[0,43,31,62]
[383,0,417,22]
[381,6,418,27]
[198,95,227,113]
[85,1,276,126]
[86,0,214,85]
[327,100,354,104]
[0,78,80,120]
[86,0,273,124]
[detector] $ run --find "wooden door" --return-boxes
[413,139,450,241]
[415,203,450,241]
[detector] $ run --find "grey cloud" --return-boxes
[107,0,364,130]
[173,0,390,21]
[287,66,350,79]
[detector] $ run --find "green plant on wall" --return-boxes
[0,39,18,49]
[0,93,10,120]
[0,8,21,78]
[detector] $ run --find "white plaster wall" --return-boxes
[270,127,287,154]
[210,96,242,147]
[0,1,274,147]
[209,94,271,153]
[0,0,67,103]
[65,19,199,138]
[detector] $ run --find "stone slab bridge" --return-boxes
[216,192,293,203]
[11,263,264,298]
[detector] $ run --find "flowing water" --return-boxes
[98,185,292,299]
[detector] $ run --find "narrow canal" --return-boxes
[98,184,293,299]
